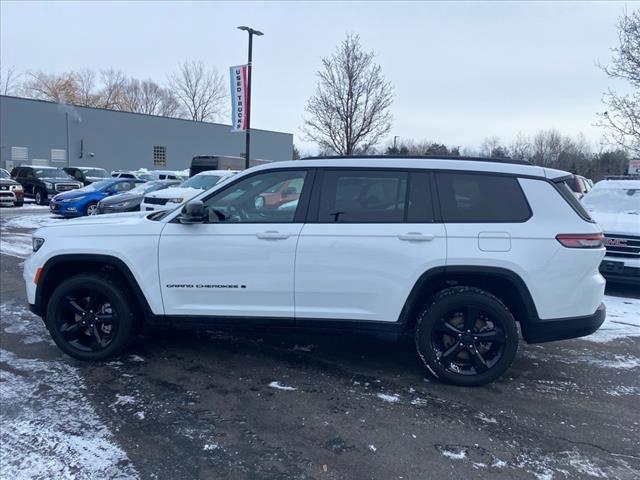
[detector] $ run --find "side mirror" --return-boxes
[179,200,205,224]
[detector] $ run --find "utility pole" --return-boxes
[237,26,264,169]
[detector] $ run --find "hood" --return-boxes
[0,178,20,186]
[53,189,95,201]
[144,187,202,200]
[588,209,640,237]
[99,192,141,205]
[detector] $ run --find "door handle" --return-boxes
[397,232,435,242]
[256,230,291,240]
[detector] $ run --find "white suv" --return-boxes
[24,157,606,386]
[582,177,640,285]
[140,170,238,212]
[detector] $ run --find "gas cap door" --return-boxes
[478,231,512,252]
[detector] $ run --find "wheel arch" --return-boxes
[398,266,540,334]
[35,254,153,321]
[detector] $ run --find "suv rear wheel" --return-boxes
[415,286,518,386]
[45,274,137,360]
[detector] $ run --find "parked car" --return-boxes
[564,174,592,199]
[96,179,180,214]
[254,177,305,210]
[11,165,82,205]
[0,168,24,207]
[140,170,238,212]
[63,167,110,186]
[26,156,606,386]
[145,170,187,181]
[582,178,640,285]
[49,178,144,217]
[111,170,151,181]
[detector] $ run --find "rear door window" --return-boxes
[317,170,408,223]
[436,172,531,222]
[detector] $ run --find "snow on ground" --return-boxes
[0,211,66,259]
[376,392,400,403]
[0,349,138,480]
[586,295,640,343]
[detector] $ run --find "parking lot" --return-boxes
[1,206,639,480]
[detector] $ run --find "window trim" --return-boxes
[433,170,533,224]
[170,167,316,224]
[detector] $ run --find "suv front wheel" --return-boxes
[35,188,47,206]
[45,274,137,360]
[415,287,518,386]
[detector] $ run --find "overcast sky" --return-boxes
[0,1,630,154]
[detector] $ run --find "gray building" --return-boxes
[0,95,293,173]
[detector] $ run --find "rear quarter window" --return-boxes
[436,172,531,223]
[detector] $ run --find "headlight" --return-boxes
[11,184,23,191]
[166,198,184,204]
[62,196,85,202]
[32,237,45,252]
[112,200,133,208]
[44,182,53,189]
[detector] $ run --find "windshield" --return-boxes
[0,169,9,179]
[35,168,72,179]
[80,168,108,178]
[77,180,115,192]
[181,174,223,190]
[583,188,640,213]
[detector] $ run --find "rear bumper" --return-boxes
[522,302,606,344]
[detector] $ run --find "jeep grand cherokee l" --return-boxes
[24,156,606,386]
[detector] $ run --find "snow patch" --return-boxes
[376,393,400,403]
[0,349,137,479]
[268,381,297,391]
[586,295,640,343]
[1,302,53,345]
[368,444,377,452]
[440,448,466,460]
[606,385,640,397]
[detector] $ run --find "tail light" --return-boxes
[556,233,604,248]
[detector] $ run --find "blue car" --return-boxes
[50,178,144,217]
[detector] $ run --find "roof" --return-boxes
[251,156,560,179]
[594,179,640,189]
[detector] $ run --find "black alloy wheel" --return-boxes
[415,287,518,386]
[46,274,137,360]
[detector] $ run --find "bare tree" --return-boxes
[75,69,100,106]
[168,61,226,122]
[1,65,22,95]
[22,71,78,103]
[158,90,182,117]
[598,8,640,154]
[98,69,126,109]
[510,132,531,161]
[303,33,393,155]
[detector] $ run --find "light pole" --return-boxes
[237,26,263,169]
[393,135,399,154]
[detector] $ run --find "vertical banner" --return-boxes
[230,65,248,132]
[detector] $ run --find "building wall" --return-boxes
[0,95,293,172]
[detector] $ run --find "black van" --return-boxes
[189,155,270,177]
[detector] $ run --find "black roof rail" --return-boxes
[299,154,532,166]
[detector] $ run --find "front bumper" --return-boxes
[522,302,606,344]
[599,258,640,286]
[49,200,83,217]
[96,204,139,214]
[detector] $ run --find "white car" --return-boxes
[582,178,640,285]
[140,170,238,212]
[25,156,606,386]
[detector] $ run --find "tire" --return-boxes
[45,274,138,360]
[35,189,47,206]
[14,200,24,207]
[85,202,98,216]
[415,286,518,386]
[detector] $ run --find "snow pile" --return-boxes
[0,212,66,259]
[376,393,400,403]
